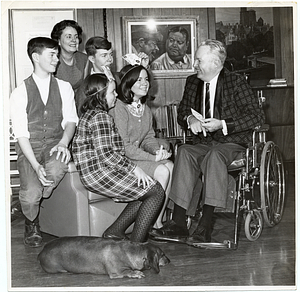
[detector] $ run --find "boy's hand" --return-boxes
[35,165,54,186]
[49,143,71,164]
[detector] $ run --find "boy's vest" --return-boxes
[24,75,63,143]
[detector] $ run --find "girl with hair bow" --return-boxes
[109,54,173,230]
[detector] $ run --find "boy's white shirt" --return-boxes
[10,73,78,139]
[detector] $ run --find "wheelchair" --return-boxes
[172,96,286,250]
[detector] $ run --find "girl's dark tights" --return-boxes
[103,182,165,242]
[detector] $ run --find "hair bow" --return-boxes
[122,54,142,66]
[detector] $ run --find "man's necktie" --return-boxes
[205,82,211,118]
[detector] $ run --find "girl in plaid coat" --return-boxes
[72,73,165,242]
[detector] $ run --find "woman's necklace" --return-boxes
[127,99,144,117]
[61,53,74,66]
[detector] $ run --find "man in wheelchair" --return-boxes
[150,39,265,244]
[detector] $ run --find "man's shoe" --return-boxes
[24,222,43,247]
[149,220,189,240]
[186,224,212,245]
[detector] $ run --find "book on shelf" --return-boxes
[267,78,287,87]
[154,102,191,139]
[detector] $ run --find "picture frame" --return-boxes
[122,16,198,78]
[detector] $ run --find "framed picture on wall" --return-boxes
[122,16,199,78]
[9,9,75,90]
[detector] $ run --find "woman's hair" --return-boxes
[85,36,112,56]
[51,20,83,44]
[80,74,110,114]
[117,65,151,104]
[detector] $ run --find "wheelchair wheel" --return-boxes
[244,210,263,241]
[260,141,285,227]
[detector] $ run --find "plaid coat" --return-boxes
[72,109,154,202]
[177,68,265,146]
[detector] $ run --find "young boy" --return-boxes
[75,36,149,116]
[10,37,78,247]
[75,36,118,116]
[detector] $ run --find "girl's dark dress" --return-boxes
[72,108,155,202]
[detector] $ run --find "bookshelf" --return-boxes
[9,120,20,196]
[153,102,192,144]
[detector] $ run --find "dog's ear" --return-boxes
[152,253,160,273]
[143,257,151,270]
[146,252,160,273]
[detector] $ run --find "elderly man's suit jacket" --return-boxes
[177,68,265,146]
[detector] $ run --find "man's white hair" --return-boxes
[200,39,227,65]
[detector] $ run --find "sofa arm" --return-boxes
[67,162,111,202]
[39,168,90,236]
[68,161,78,173]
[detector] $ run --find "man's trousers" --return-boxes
[169,141,245,213]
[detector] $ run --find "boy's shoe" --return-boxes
[24,222,43,247]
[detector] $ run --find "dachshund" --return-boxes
[38,236,170,279]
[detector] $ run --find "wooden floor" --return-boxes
[8,163,296,291]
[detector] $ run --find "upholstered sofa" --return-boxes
[39,162,132,237]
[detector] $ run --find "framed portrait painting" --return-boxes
[122,16,198,78]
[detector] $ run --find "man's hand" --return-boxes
[189,115,206,135]
[202,118,223,132]
[49,143,71,164]
[35,164,54,186]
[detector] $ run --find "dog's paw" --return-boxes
[109,270,145,279]
[128,270,145,279]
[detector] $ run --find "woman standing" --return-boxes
[51,20,89,91]
[109,61,173,229]
[72,73,165,242]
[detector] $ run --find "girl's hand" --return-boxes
[155,145,172,161]
[133,166,154,188]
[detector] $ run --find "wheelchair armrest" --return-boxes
[254,124,269,132]
[228,152,246,171]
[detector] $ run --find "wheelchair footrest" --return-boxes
[190,240,237,250]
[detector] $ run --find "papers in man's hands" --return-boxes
[191,108,207,136]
